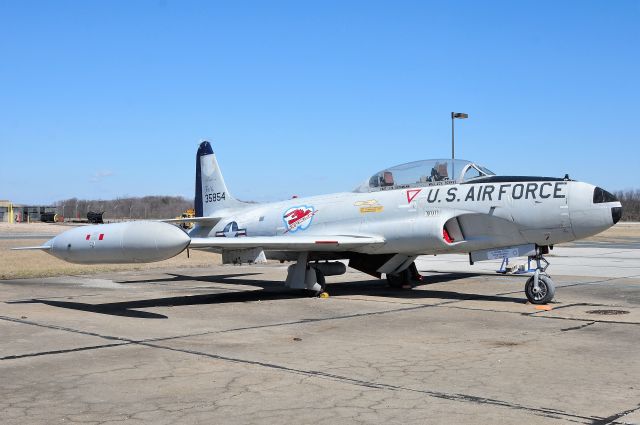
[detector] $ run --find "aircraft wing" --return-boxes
[189,235,385,251]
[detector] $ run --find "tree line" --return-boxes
[56,196,193,220]
[615,190,640,222]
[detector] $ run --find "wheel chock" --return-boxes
[534,305,552,311]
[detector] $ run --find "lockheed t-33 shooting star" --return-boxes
[16,141,622,304]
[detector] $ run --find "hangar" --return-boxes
[0,200,56,223]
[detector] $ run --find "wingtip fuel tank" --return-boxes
[45,221,191,264]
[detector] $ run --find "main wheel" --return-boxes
[386,269,410,288]
[525,274,555,304]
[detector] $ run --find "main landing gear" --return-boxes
[386,263,423,289]
[524,249,555,304]
[284,253,346,297]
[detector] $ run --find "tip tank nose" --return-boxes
[50,221,191,264]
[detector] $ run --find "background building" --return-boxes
[0,201,56,223]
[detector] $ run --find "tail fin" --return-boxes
[194,141,243,217]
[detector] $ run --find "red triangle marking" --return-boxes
[407,189,422,203]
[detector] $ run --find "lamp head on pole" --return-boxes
[451,112,469,119]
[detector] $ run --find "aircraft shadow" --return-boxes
[9,272,525,319]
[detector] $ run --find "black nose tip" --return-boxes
[612,207,622,224]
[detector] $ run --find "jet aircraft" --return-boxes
[16,141,623,304]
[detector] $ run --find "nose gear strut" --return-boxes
[524,247,555,304]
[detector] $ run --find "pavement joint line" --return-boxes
[0,315,136,343]
[134,340,601,424]
[560,321,596,332]
[529,315,640,326]
[592,403,640,425]
[0,342,129,361]
[553,274,640,289]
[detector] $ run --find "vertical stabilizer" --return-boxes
[194,141,243,217]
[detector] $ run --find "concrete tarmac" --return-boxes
[1,243,639,424]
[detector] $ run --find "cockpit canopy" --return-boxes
[354,159,495,193]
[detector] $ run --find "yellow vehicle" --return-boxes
[177,208,195,229]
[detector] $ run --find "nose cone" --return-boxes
[569,182,623,240]
[592,186,623,225]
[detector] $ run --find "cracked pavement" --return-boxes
[1,243,639,424]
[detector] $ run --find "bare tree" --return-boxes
[615,190,640,221]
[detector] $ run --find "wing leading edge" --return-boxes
[189,235,385,251]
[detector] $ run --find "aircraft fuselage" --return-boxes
[191,178,620,257]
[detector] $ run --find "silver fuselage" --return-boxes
[190,179,620,257]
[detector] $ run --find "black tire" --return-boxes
[525,274,555,304]
[386,269,409,288]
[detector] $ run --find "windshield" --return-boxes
[354,159,495,193]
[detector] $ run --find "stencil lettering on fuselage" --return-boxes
[411,182,567,204]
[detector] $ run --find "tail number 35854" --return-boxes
[205,192,226,203]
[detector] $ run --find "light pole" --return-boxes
[451,112,469,180]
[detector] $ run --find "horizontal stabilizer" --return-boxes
[189,235,385,252]
[159,216,222,226]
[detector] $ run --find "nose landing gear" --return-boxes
[524,250,555,304]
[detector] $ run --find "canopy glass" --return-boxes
[354,159,495,193]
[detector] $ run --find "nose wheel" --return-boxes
[525,272,555,304]
[524,250,555,304]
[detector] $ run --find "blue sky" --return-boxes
[1,0,638,204]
